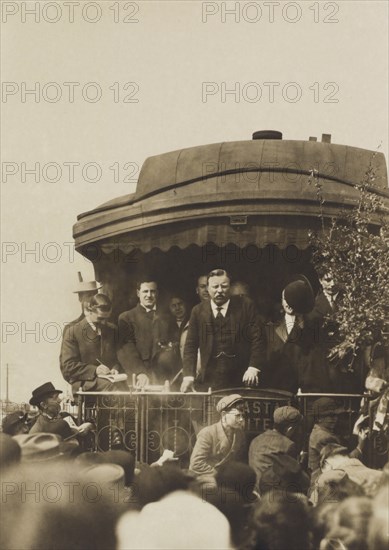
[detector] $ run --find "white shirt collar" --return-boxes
[211,300,230,318]
[284,312,296,335]
[140,304,157,312]
[85,318,101,335]
[323,291,338,306]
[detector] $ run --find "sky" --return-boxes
[1,0,388,403]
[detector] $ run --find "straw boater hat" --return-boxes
[73,271,102,294]
[73,281,102,293]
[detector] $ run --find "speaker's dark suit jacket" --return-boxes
[183,296,266,387]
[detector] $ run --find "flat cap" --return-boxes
[313,397,346,418]
[216,394,244,413]
[273,406,302,425]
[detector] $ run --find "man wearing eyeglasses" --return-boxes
[60,293,123,394]
[189,394,246,478]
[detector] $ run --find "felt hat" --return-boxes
[100,450,136,486]
[216,394,244,413]
[29,382,62,406]
[313,397,346,418]
[283,274,315,314]
[82,463,125,490]
[2,411,28,435]
[74,451,106,468]
[273,406,302,425]
[13,433,77,462]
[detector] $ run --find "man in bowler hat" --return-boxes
[263,275,332,393]
[29,382,75,439]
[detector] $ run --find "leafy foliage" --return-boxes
[308,156,389,361]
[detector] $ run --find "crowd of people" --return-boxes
[1,388,388,549]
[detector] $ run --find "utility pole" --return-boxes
[6,363,9,404]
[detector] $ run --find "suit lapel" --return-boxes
[316,292,333,315]
[81,317,101,350]
[215,421,231,455]
[275,318,289,344]
[199,301,214,366]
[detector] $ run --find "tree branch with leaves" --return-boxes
[308,155,389,365]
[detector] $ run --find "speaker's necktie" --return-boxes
[147,309,155,320]
[216,306,223,319]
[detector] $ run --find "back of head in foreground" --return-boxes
[116,489,232,549]
[1,460,127,550]
[242,489,313,550]
[367,481,389,550]
[319,496,373,550]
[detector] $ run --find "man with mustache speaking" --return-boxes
[181,269,266,393]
